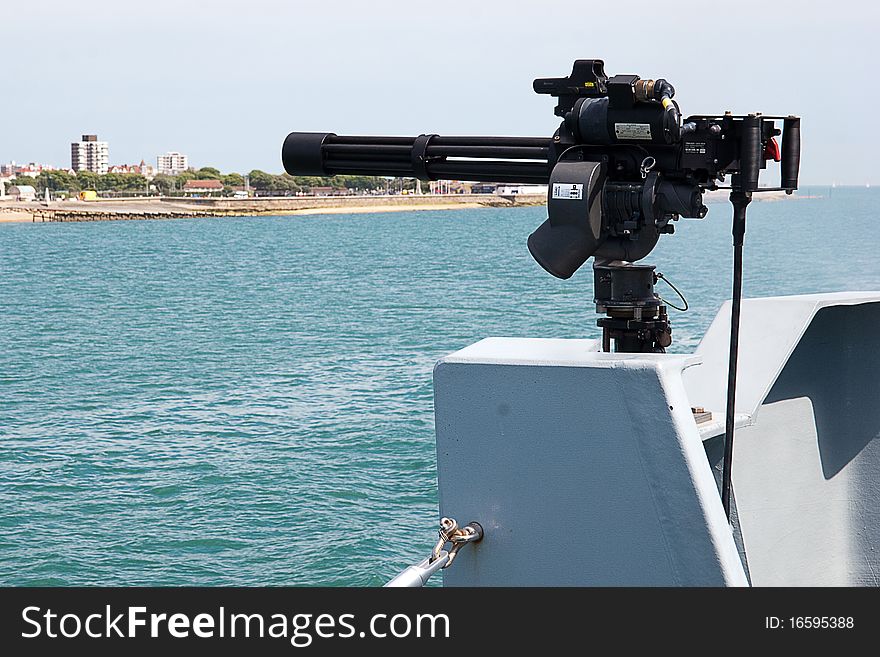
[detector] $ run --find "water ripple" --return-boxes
[1,188,877,585]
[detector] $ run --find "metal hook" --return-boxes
[387,517,484,586]
[432,517,459,562]
[430,517,484,568]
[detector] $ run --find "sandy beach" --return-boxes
[0,194,545,223]
[0,189,803,224]
[0,210,35,223]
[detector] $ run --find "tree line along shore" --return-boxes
[3,167,423,197]
[1,167,796,224]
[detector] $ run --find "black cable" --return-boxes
[655,272,688,311]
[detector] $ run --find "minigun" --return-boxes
[281,59,802,519]
[282,59,799,353]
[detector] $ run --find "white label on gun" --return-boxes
[552,183,583,200]
[614,122,652,140]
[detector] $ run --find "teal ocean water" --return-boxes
[1,188,878,585]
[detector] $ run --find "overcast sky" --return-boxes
[1,0,876,184]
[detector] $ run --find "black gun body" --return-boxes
[281,60,799,279]
[282,121,794,191]
[281,132,702,192]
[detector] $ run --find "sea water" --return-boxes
[1,187,877,585]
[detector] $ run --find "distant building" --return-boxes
[429,180,469,194]
[495,184,548,196]
[7,185,36,201]
[181,179,223,196]
[138,160,157,180]
[307,186,353,197]
[108,164,136,175]
[71,135,109,174]
[1,162,56,178]
[157,152,189,176]
[14,166,41,178]
[106,161,158,180]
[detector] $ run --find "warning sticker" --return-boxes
[683,141,708,154]
[614,122,652,140]
[552,183,583,200]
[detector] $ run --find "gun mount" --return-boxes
[282,59,802,519]
[283,59,799,349]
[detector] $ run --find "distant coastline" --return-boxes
[1,194,543,223]
[0,189,805,224]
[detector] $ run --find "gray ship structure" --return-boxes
[387,291,880,586]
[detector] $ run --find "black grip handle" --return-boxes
[739,114,762,192]
[781,117,801,191]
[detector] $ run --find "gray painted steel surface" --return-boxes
[434,338,747,586]
[434,294,880,586]
[686,294,880,586]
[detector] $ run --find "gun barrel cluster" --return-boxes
[282,133,554,183]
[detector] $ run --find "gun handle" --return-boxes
[740,114,762,192]
[781,117,801,192]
